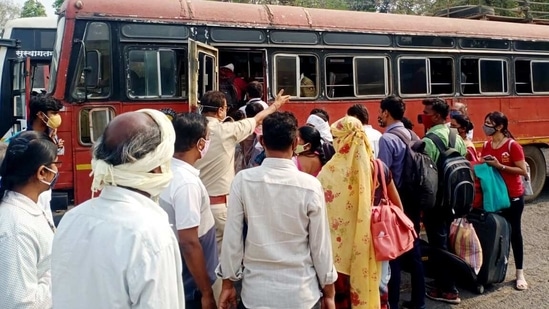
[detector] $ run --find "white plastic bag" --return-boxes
[523,163,533,196]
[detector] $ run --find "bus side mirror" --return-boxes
[85,50,101,88]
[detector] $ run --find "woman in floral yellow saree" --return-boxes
[317,116,381,309]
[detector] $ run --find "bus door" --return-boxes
[10,57,28,134]
[188,39,218,112]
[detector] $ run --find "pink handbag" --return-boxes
[371,159,418,261]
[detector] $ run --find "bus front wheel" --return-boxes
[524,146,546,202]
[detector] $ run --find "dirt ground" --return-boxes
[399,184,549,309]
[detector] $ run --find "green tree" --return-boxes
[20,0,47,18]
[53,0,64,11]
[0,0,21,29]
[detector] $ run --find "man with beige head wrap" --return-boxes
[51,109,185,309]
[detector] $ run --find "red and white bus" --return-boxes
[0,17,57,141]
[49,0,549,206]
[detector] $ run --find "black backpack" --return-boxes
[426,131,475,218]
[388,129,438,212]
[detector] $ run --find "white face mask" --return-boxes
[199,138,211,159]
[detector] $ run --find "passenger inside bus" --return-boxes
[300,74,317,97]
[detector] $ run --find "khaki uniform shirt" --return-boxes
[195,117,256,196]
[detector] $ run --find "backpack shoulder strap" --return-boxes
[448,130,457,149]
[426,132,447,154]
[387,129,412,145]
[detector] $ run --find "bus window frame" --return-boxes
[353,56,390,98]
[478,57,509,95]
[323,55,390,100]
[70,21,112,101]
[48,16,65,94]
[272,52,319,100]
[397,56,429,97]
[530,60,549,94]
[125,46,181,100]
[78,106,115,146]
[398,55,455,97]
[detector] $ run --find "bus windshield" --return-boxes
[49,17,65,94]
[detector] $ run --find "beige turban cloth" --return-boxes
[90,109,175,198]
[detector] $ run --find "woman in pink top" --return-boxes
[293,126,327,176]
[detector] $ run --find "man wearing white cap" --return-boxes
[220,63,248,105]
[52,109,185,309]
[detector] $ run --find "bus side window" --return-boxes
[72,22,112,100]
[354,57,389,97]
[127,48,185,99]
[79,107,115,145]
[399,58,427,95]
[479,59,508,94]
[274,54,318,99]
[531,61,549,93]
[430,57,453,95]
[325,57,353,98]
[461,58,479,95]
[515,60,532,94]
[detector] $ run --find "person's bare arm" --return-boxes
[178,228,216,309]
[253,89,290,124]
[387,180,403,210]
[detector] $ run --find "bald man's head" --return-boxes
[94,111,161,166]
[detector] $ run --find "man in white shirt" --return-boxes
[51,109,185,309]
[238,81,269,113]
[347,103,382,158]
[160,113,218,309]
[217,111,337,309]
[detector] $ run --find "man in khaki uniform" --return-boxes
[194,90,290,255]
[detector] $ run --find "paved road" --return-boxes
[399,183,549,309]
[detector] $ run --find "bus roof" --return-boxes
[3,17,57,31]
[61,0,549,42]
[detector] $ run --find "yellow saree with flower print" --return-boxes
[317,116,380,309]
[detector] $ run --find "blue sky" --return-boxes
[15,0,56,16]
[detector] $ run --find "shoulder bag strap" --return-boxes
[371,159,379,205]
[376,159,390,202]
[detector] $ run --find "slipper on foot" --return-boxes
[515,278,528,291]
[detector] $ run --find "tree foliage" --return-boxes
[0,0,21,30]
[21,0,47,18]
[53,0,64,10]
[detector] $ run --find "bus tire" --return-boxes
[524,146,546,202]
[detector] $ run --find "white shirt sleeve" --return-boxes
[307,188,338,287]
[127,244,185,309]
[217,174,245,280]
[173,183,202,231]
[0,233,52,309]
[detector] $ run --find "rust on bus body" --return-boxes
[61,0,549,41]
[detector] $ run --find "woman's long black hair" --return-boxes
[0,131,57,202]
[485,111,514,139]
[298,125,328,165]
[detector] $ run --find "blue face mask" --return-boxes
[40,166,59,189]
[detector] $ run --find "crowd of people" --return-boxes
[0,90,529,309]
